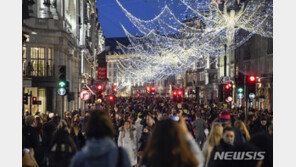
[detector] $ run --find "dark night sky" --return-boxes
[97,0,160,38]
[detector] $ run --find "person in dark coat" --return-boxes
[70,120,85,150]
[49,120,77,167]
[254,116,269,134]
[208,127,236,167]
[220,111,246,145]
[192,112,208,148]
[70,110,131,167]
[249,132,273,167]
[23,115,42,165]
[43,114,58,150]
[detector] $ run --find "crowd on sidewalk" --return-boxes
[22,97,273,167]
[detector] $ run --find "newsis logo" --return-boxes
[214,151,265,160]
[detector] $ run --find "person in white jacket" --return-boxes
[118,120,138,166]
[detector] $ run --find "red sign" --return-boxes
[79,90,91,101]
[97,67,107,80]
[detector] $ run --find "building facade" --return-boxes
[22,0,104,115]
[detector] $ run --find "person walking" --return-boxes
[48,120,77,167]
[192,112,208,148]
[234,120,251,141]
[118,120,138,167]
[139,117,204,167]
[70,110,131,167]
[202,122,223,167]
[208,127,236,167]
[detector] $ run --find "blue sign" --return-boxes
[238,93,244,99]
[249,93,255,99]
[58,88,66,96]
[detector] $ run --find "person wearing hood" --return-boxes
[118,120,138,167]
[70,110,131,167]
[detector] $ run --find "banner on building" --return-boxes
[97,67,107,80]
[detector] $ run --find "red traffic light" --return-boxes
[113,87,117,92]
[178,90,182,95]
[173,91,177,96]
[32,97,37,101]
[137,93,140,98]
[249,75,256,82]
[97,85,103,91]
[225,83,232,90]
[151,87,155,91]
[108,95,114,101]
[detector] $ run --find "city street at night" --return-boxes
[4,0,282,166]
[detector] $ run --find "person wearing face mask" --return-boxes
[208,127,236,167]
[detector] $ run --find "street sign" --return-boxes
[79,90,91,101]
[58,88,66,96]
[249,93,255,99]
[238,93,244,99]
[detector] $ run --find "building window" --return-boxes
[31,47,45,76]
[47,48,54,76]
[27,47,54,77]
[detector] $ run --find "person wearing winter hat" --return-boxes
[219,110,231,123]
[219,110,246,145]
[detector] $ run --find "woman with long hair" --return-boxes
[234,120,251,141]
[139,117,204,167]
[202,122,223,167]
[118,120,138,166]
[49,120,77,167]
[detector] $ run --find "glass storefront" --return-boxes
[23,87,46,115]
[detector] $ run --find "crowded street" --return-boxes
[20,0,274,167]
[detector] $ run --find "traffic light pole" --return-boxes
[61,95,64,119]
[244,75,248,124]
[29,91,32,115]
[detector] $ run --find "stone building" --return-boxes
[22,0,104,115]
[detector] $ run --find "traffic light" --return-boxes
[97,84,103,91]
[237,87,244,93]
[224,83,233,103]
[58,65,66,80]
[247,75,257,95]
[108,95,114,101]
[113,87,118,92]
[23,93,28,105]
[137,93,140,98]
[146,86,151,93]
[58,80,67,88]
[108,95,116,104]
[172,89,183,102]
[32,97,37,104]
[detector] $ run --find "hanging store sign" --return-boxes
[97,67,107,80]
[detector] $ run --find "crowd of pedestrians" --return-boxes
[22,97,273,167]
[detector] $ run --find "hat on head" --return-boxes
[220,110,231,122]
